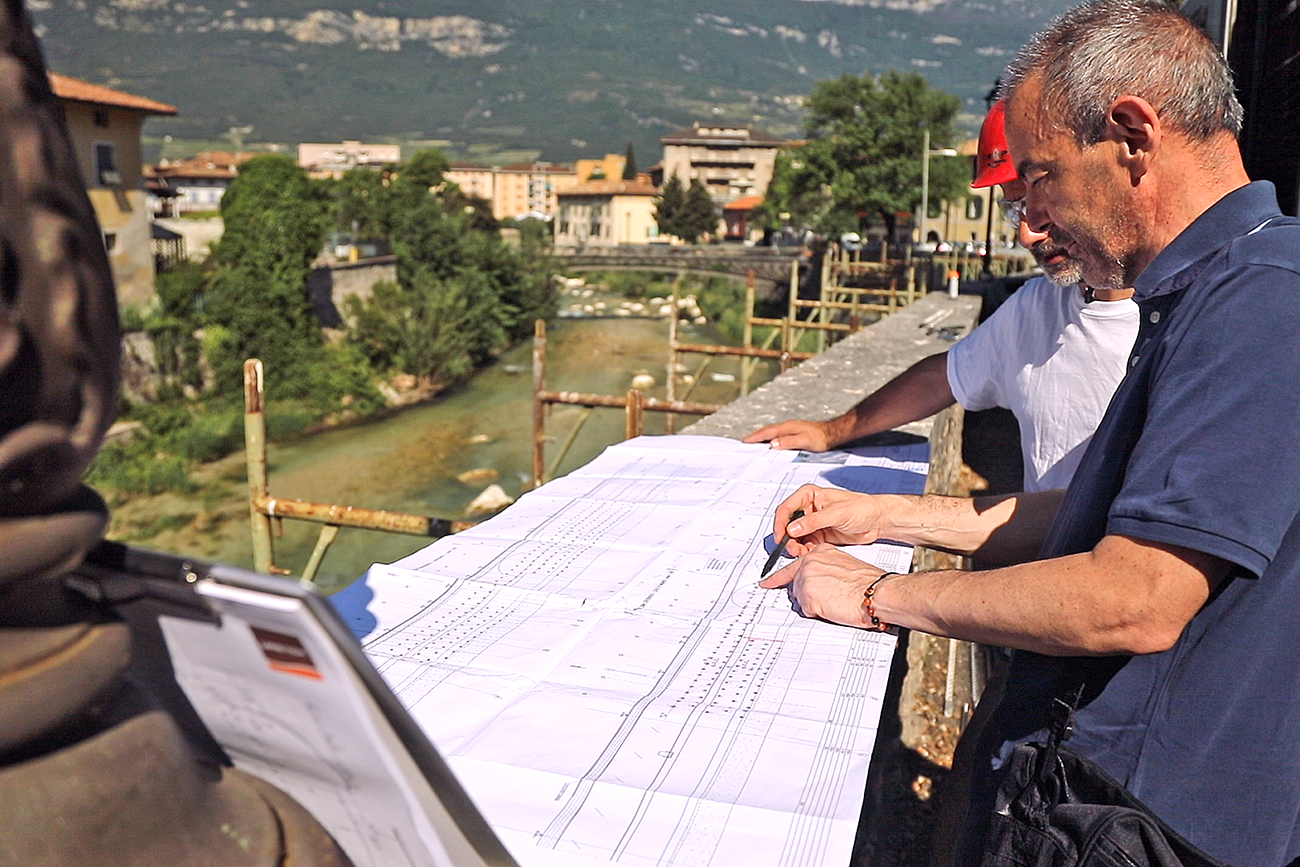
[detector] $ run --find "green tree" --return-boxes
[759,71,965,241]
[345,148,555,385]
[679,178,719,244]
[401,148,450,191]
[333,166,393,240]
[622,142,637,180]
[654,172,687,240]
[204,154,332,394]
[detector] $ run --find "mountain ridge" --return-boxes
[29,0,1075,163]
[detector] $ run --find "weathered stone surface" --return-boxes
[683,292,981,441]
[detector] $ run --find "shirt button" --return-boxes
[1149,311,1161,323]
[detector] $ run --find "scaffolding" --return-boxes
[243,358,474,582]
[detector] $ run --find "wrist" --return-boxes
[861,571,899,631]
[824,414,857,448]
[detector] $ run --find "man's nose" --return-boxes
[1019,216,1049,248]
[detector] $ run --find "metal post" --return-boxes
[982,186,995,276]
[301,524,341,584]
[666,295,678,434]
[741,272,755,396]
[919,128,930,245]
[243,359,275,575]
[532,319,546,489]
[625,389,644,440]
[818,248,830,352]
[786,259,798,355]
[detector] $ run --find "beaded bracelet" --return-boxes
[862,572,897,631]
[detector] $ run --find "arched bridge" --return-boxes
[552,245,806,294]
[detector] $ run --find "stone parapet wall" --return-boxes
[684,292,981,442]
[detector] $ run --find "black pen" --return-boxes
[760,509,805,578]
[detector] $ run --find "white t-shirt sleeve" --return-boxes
[946,291,1020,412]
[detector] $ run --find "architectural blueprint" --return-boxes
[336,435,929,867]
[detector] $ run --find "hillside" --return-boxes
[29,0,1075,163]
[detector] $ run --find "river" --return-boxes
[115,297,774,594]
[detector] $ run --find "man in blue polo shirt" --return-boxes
[757,1,1300,864]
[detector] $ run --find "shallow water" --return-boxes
[164,309,773,593]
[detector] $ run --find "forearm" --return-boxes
[825,353,955,447]
[873,535,1227,656]
[871,489,1064,565]
[772,535,1227,656]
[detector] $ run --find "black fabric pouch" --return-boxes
[980,697,1231,867]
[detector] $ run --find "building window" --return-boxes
[94,109,110,128]
[965,196,984,220]
[103,232,117,252]
[94,142,121,186]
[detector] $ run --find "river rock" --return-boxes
[457,467,500,484]
[465,484,514,517]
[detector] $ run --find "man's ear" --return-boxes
[1107,95,1160,183]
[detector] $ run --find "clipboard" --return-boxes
[69,541,518,867]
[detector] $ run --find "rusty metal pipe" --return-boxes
[537,390,721,415]
[252,495,473,536]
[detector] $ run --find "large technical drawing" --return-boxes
[339,435,929,867]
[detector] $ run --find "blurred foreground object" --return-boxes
[0,0,349,862]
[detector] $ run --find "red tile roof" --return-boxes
[48,73,177,116]
[724,195,765,211]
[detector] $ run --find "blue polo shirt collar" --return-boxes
[1133,180,1282,302]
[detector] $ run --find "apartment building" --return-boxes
[495,162,578,220]
[445,161,578,221]
[49,73,177,308]
[659,123,787,205]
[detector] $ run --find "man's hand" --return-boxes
[771,485,893,555]
[743,419,835,452]
[758,544,889,629]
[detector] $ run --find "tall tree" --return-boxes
[758,71,966,241]
[622,142,637,180]
[654,172,687,240]
[204,154,331,391]
[346,149,555,385]
[334,166,393,240]
[680,178,719,244]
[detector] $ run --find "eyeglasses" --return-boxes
[998,197,1026,227]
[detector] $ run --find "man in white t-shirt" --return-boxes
[744,101,1139,492]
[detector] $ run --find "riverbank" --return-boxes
[105,301,774,593]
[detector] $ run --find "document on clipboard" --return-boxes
[70,542,516,867]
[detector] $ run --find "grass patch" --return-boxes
[118,511,199,542]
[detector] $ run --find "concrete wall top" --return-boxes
[683,292,982,441]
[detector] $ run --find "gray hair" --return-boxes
[999,0,1243,144]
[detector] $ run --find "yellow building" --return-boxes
[924,138,1018,252]
[554,180,660,247]
[494,162,578,220]
[445,161,578,221]
[445,162,496,203]
[574,153,626,183]
[50,73,177,309]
